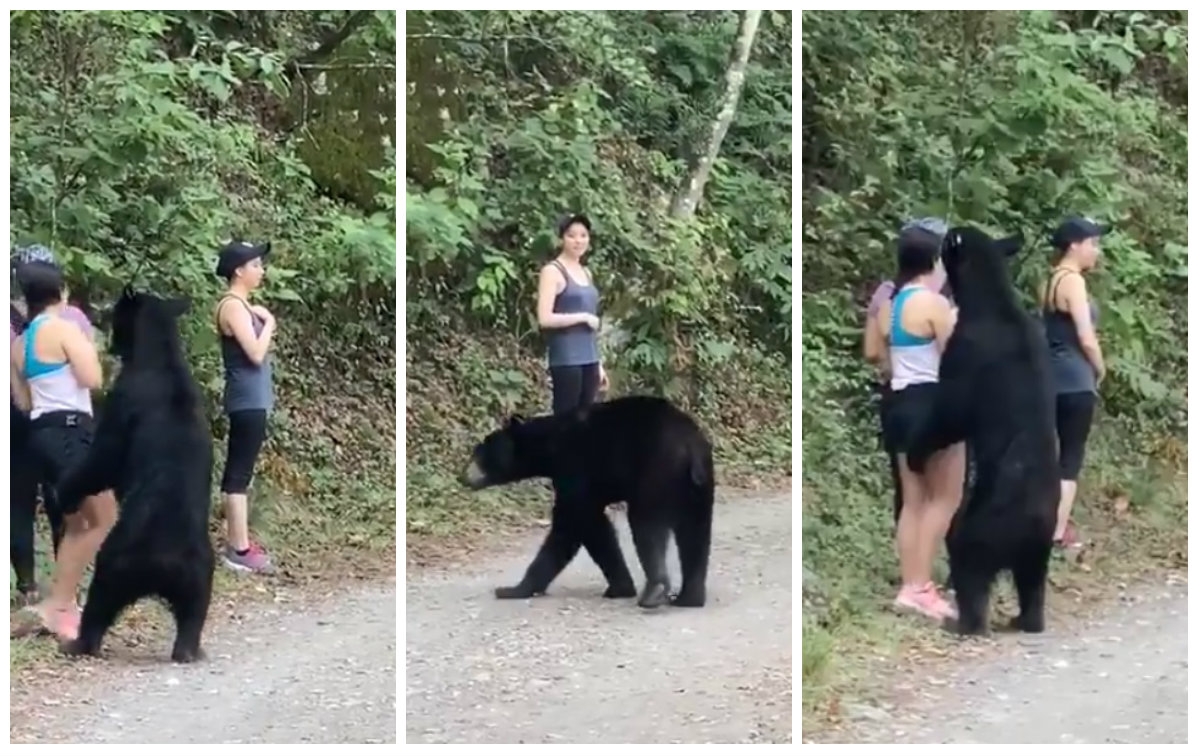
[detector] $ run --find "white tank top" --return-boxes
[888,285,941,391]
[23,313,94,419]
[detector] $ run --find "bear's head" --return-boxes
[109,287,191,363]
[941,226,1023,309]
[460,413,566,490]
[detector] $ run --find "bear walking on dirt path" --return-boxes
[461,395,716,609]
[907,226,1059,636]
[57,289,216,662]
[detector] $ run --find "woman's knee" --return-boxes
[83,491,118,529]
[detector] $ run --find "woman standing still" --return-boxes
[10,244,95,606]
[536,214,609,415]
[863,217,949,527]
[10,261,117,639]
[875,225,964,620]
[1041,217,1107,549]
[214,240,277,574]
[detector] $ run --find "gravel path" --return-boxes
[405,490,793,744]
[826,578,1188,744]
[10,581,397,744]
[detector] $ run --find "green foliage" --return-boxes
[405,10,792,367]
[405,10,793,532]
[801,8,1187,693]
[9,10,397,560]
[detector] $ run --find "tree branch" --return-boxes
[285,10,372,74]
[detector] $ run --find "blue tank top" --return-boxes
[217,296,274,414]
[1042,269,1099,395]
[545,261,600,368]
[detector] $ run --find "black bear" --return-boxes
[907,226,1059,635]
[461,395,715,609]
[56,288,216,662]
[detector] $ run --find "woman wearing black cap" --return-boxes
[535,213,608,415]
[213,240,277,573]
[1041,216,1108,549]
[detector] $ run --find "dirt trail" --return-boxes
[9,581,397,744]
[814,578,1188,744]
[405,490,793,744]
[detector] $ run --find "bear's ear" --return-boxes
[996,233,1023,258]
[165,296,191,317]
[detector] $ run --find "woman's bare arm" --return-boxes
[10,342,31,411]
[1061,274,1105,381]
[219,299,275,366]
[59,321,104,389]
[536,265,596,329]
[930,295,957,353]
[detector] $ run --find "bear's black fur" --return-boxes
[462,395,716,609]
[907,226,1059,635]
[56,289,216,662]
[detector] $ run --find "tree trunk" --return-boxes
[668,9,762,220]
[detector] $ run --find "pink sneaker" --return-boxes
[894,582,957,620]
[223,542,275,574]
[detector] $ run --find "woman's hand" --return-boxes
[598,364,610,394]
[250,304,274,324]
[582,313,600,330]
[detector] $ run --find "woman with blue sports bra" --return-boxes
[875,226,964,622]
[9,261,117,641]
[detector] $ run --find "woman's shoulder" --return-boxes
[905,286,951,311]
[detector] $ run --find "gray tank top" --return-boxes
[1042,269,1099,394]
[217,296,274,413]
[545,260,600,367]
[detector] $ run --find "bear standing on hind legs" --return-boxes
[907,226,1059,636]
[56,289,216,663]
[461,396,716,609]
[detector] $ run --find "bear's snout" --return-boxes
[460,458,490,490]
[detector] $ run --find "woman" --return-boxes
[10,261,117,639]
[535,213,609,415]
[10,244,94,606]
[1041,216,1107,550]
[214,240,277,574]
[863,218,949,527]
[875,225,964,620]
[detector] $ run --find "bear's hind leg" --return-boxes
[628,501,672,609]
[947,554,996,636]
[670,486,713,608]
[63,562,142,658]
[1009,541,1051,633]
[579,510,636,599]
[162,560,214,663]
[496,512,582,599]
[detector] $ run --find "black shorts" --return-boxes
[28,410,95,517]
[881,382,939,457]
[221,409,269,494]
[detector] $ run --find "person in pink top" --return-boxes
[9,244,96,608]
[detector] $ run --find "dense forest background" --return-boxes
[802,9,1187,718]
[405,10,793,542]
[9,10,398,576]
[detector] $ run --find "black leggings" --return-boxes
[1056,391,1096,481]
[10,416,64,593]
[877,384,903,526]
[12,407,75,592]
[221,409,268,494]
[549,363,600,416]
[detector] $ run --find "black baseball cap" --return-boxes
[556,213,592,238]
[1051,216,1110,250]
[216,240,271,279]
